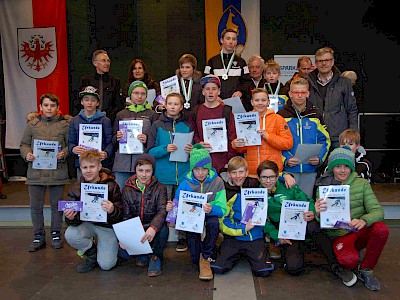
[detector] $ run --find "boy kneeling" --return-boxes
[211,156,274,277]
[64,150,123,273]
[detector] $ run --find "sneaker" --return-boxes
[77,244,97,273]
[51,231,63,249]
[176,238,188,252]
[28,234,46,252]
[331,264,357,287]
[136,254,149,267]
[358,268,380,291]
[148,255,162,277]
[199,255,213,281]
[269,243,281,260]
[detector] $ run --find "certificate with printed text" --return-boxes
[78,124,102,151]
[175,191,207,234]
[80,183,108,223]
[268,95,279,113]
[202,118,228,153]
[318,185,351,228]
[278,200,309,240]
[234,112,261,146]
[240,188,268,226]
[119,120,143,154]
[160,75,180,99]
[32,139,58,170]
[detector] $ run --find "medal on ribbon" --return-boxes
[220,50,235,81]
[180,77,193,109]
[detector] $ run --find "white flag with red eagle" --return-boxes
[0,0,69,149]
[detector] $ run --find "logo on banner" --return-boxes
[18,27,57,79]
[218,6,247,56]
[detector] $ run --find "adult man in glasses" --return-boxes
[74,49,123,124]
[307,47,358,150]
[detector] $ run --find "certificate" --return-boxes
[234,112,261,146]
[268,95,279,113]
[318,185,351,228]
[146,89,156,106]
[294,143,323,164]
[160,75,180,99]
[169,131,194,162]
[278,200,309,240]
[80,183,108,223]
[78,124,102,151]
[202,118,228,153]
[119,120,144,154]
[112,217,153,255]
[175,191,207,234]
[223,96,246,114]
[32,139,58,170]
[241,188,268,226]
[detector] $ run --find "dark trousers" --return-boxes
[212,237,270,277]
[119,223,169,261]
[186,216,219,264]
[282,219,336,275]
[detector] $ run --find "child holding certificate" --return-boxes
[168,144,227,280]
[315,147,389,291]
[119,154,168,277]
[211,156,273,277]
[278,78,331,197]
[20,94,70,252]
[258,160,344,279]
[64,150,123,273]
[69,86,113,177]
[148,93,193,252]
[113,81,159,190]
[232,88,293,177]
[190,75,237,173]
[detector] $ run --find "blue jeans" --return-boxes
[118,223,169,261]
[114,171,134,191]
[65,222,119,270]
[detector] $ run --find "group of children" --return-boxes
[19,28,386,292]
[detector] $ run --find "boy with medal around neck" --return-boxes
[176,54,204,112]
[204,28,249,100]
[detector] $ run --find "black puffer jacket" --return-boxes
[122,175,167,231]
[65,168,123,228]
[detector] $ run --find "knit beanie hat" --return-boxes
[79,86,100,100]
[128,80,148,97]
[190,144,212,171]
[134,153,155,171]
[200,75,221,89]
[327,146,355,171]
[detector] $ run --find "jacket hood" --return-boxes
[186,167,218,184]
[124,174,158,190]
[175,69,202,82]
[78,109,106,122]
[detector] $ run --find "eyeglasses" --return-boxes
[290,91,308,96]
[96,59,111,63]
[132,92,146,97]
[315,58,334,64]
[259,175,277,182]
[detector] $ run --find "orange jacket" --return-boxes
[233,109,293,175]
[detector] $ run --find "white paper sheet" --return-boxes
[294,143,323,164]
[112,217,153,255]
[32,139,58,170]
[234,112,261,146]
[318,185,351,229]
[223,96,246,114]
[169,131,194,162]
